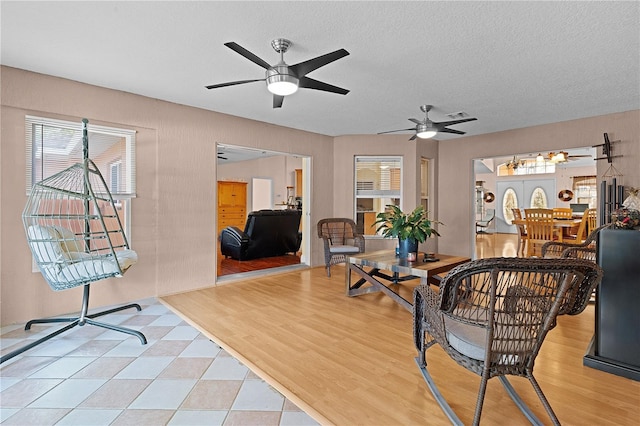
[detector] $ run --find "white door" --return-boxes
[495,179,555,233]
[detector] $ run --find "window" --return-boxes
[530,187,548,208]
[25,116,136,234]
[497,159,555,176]
[420,158,429,213]
[573,175,597,208]
[354,156,402,236]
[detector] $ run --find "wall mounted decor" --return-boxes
[558,189,574,201]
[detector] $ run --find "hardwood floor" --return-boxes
[218,253,302,277]
[163,234,639,425]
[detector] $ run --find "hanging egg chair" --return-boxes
[1,119,146,364]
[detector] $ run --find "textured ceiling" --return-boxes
[1,1,639,140]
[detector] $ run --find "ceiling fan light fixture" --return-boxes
[416,130,437,139]
[549,151,568,163]
[416,123,437,139]
[266,66,299,96]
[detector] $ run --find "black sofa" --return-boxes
[220,209,302,260]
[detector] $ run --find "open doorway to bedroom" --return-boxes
[473,147,597,258]
[216,143,310,280]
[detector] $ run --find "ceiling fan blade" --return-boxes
[223,42,271,69]
[205,79,264,90]
[299,77,349,95]
[273,94,284,108]
[377,128,416,135]
[437,128,466,135]
[291,49,349,77]
[434,117,478,127]
[408,118,423,125]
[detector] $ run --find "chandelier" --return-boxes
[507,156,526,170]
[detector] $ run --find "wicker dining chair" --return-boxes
[317,218,365,277]
[413,257,603,426]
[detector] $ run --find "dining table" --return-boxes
[512,217,582,242]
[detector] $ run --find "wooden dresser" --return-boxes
[217,181,247,237]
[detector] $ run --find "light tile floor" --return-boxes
[0,298,319,426]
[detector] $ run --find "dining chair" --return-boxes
[552,207,573,219]
[511,208,527,257]
[586,208,598,234]
[542,223,611,261]
[524,208,558,257]
[413,257,603,426]
[563,208,590,243]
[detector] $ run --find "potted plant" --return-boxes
[372,205,442,259]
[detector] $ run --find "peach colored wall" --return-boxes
[2,66,638,325]
[0,66,333,324]
[437,110,640,257]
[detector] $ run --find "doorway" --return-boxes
[216,144,310,279]
[473,147,597,255]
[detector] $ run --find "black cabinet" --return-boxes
[584,229,640,380]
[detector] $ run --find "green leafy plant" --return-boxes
[372,205,442,242]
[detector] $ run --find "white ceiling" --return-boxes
[1,1,639,142]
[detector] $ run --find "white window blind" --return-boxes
[25,115,136,198]
[355,157,401,197]
[354,156,403,236]
[573,175,597,207]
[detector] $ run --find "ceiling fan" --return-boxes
[205,38,350,108]
[545,151,592,163]
[507,156,526,170]
[378,105,477,140]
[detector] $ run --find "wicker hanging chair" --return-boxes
[1,119,146,364]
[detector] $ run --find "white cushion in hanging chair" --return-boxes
[48,249,138,283]
[27,225,137,290]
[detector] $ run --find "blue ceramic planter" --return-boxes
[398,238,418,259]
